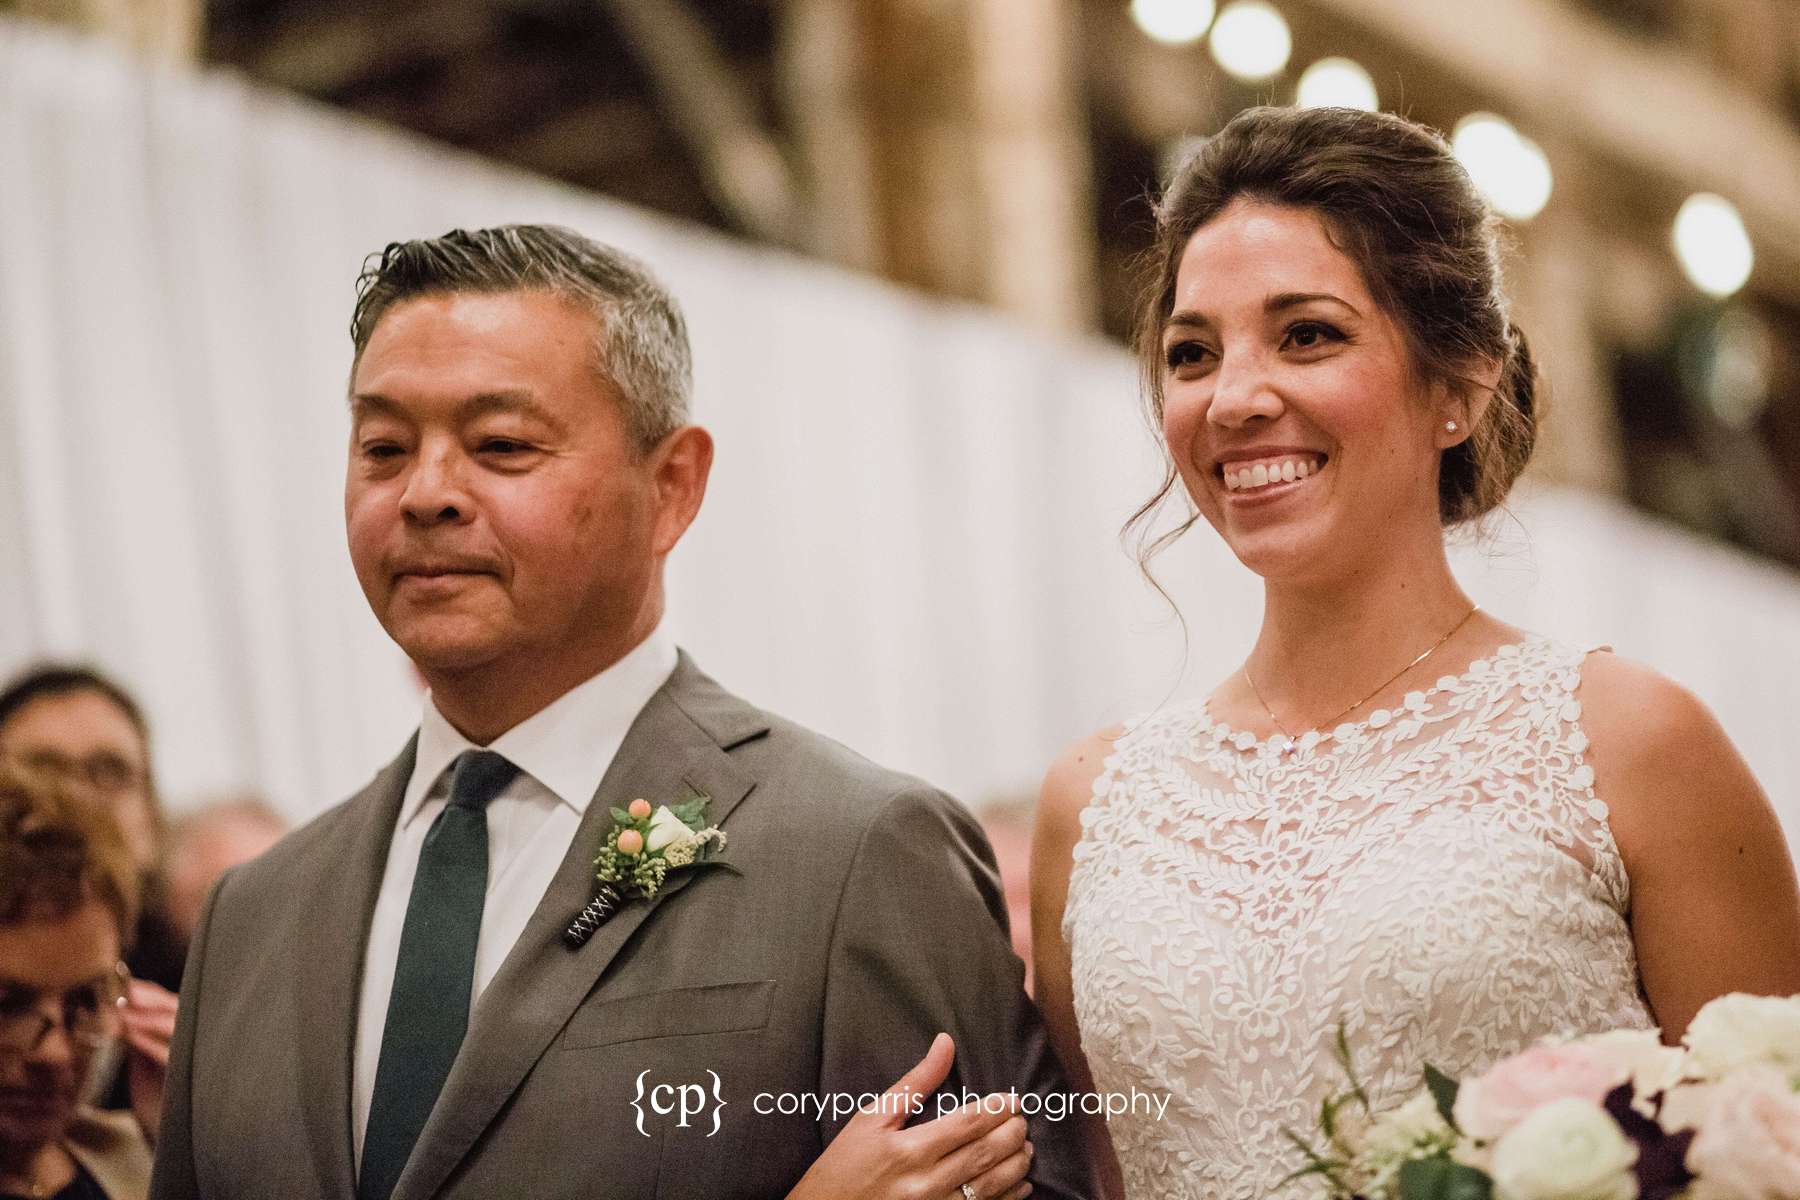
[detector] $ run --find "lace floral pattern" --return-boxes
[1064,638,1653,1199]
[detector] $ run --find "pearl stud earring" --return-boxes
[1445,420,1459,433]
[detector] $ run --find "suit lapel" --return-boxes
[392,658,764,1200]
[295,738,416,1200]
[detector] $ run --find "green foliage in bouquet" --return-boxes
[1282,1029,1483,1200]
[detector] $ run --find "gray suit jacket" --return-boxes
[150,654,1096,1200]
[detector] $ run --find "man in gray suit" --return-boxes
[149,226,1096,1200]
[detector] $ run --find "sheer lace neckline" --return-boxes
[1199,635,1541,756]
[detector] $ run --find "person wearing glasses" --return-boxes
[0,766,153,1199]
[0,668,180,1135]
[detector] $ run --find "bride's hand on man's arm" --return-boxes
[784,1033,1034,1200]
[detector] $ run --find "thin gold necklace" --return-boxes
[1242,604,1481,756]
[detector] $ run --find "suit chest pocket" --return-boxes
[560,979,776,1049]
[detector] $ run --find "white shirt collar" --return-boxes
[401,624,679,829]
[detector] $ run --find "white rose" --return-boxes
[1684,1065,1800,1199]
[1684,994,1800,1082]
[645,805,692,853]
[1658,1081,1720,1133]
[1580,1029,1689,1115]
[1490,1098,1638,1200]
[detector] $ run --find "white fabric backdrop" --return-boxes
[4,18,1799,857]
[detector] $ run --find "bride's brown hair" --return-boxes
[1128,105,1538,569]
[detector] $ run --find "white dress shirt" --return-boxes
[351,625,678,1167]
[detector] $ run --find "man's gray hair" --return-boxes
[350,225,692,452]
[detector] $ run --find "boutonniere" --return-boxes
[562,788,727,948]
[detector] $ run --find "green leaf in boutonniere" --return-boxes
[562,787,728,949]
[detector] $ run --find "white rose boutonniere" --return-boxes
[563,789,728,948]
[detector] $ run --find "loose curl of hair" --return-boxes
[1128,105,1539,570]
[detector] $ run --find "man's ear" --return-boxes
[1437,356,1504,447]
[649,425,714,555]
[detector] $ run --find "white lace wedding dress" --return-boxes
[1064,638,1654,1198]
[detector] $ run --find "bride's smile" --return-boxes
[1157,197,1456,586]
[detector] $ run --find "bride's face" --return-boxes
[1159,198,1453,584]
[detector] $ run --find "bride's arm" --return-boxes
[1579,651,1800,1040]
[1032,731,1126,1200]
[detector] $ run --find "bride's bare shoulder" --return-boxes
[1037,725,1125,836]
[1574,648,1723,767]
[1572,649,1774,865]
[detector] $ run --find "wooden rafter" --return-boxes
[1304,0,1800,302]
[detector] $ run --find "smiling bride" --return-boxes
[1029,105,1800,1199]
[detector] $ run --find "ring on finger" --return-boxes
[961,1185,979,1200]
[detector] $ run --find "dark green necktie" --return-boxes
[358,750,520,1200]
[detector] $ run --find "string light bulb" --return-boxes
[1672,193,1754,298]
[1129,0,1217,46]
[1451,113,1552,221]
[1295,57,1377,111]
[1209,1,1292,82]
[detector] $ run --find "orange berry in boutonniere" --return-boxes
[628,798,652,820]
[617,828,644,856]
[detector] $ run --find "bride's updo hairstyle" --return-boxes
[1132,105,1538,552]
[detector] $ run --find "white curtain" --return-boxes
[3,18,1798,858]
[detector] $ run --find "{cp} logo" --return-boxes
[631,1070,728,1137]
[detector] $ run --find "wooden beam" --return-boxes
[790,0,1095,330]
[15,0,201,62]
[775,0,881,271]
[598,0,801,244]
[233,3,501,95]
[1302,0,1800,301]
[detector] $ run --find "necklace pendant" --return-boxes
[1281,738,1297,756]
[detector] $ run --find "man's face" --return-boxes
[346,290,664,684]
[0,692,156,871]
[0,901,121,1154]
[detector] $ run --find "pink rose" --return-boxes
[1685,1066,1800,1199]
[1453,1044,1630,1143]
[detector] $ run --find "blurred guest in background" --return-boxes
[0,669,163,897]
[156,799,286,954]
[0,668,180,1125]
[0,767,154,1199]
[978,798,1036,995]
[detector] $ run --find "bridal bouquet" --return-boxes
[1285,994,1800,1200]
